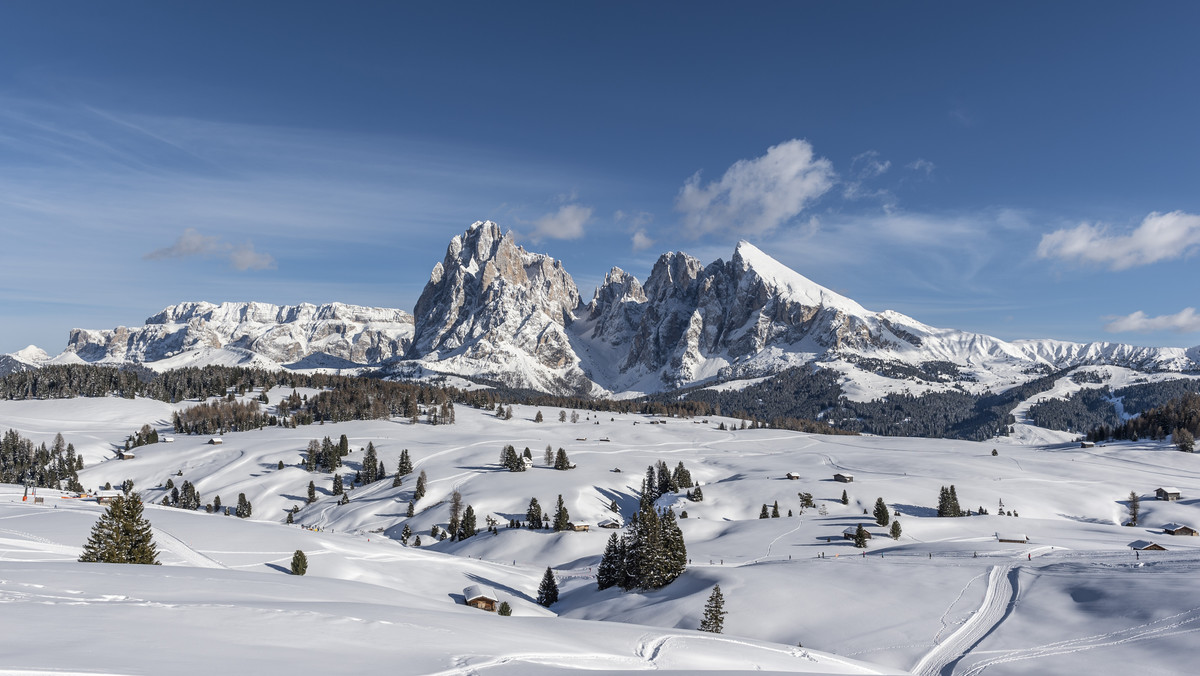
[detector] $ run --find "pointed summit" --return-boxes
[731,240,867,316]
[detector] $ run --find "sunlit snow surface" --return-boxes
[1,394,1198,674]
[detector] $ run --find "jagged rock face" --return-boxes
[407,221,589,393]
[584,267,647,347]
[64,302,413,365]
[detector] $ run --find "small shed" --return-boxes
[162,437,175,443]
[1080,441,1095,448]
[598,519,621,529]
[95,490,123,504]
[209,437,224,445]
[568,523,590,532]
[1163,523,1199,536]
[786,472,801,480]
[834,473,854,483]
[1129,540,1167,551]
[463,585,498,612]
[1156,487,1181,501]
[117,451,134,460]
[842,526,871,540]
[996,533,1029,544]
[521,456,534,469]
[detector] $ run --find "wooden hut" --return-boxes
[463,585,498,612]
[1156,487,1181,501]
[1128,540,1167,551]
[834,473,854,483]
[1163,523,1198,536]
[995,533,1029,544]
[842,526,871,540]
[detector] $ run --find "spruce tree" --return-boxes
[853,523,868,548]
[332,474,344,496]
[213,495,222,512]
[526,498,544,529]
[948,485,962,517]
[414,470,427,501]
[771,501,780,518]
[400,523,412,544]
[658,508,686,586]
[406,500,415,517]
[873,498,890,527]
[841,489,849,505]
[291,550,307,575]
[458,505,477,540]
[236,493,252,518]
[536,567,559,607]
[79,494,160,565]
[286,511,294,524]
[1127,491,1140,526]
[890,520,902,540]
[398,449,413,476]
[534,411,544,423]
[759,504,770,519]
[362,442,379,484]
[552,494,570,532]
[307,481,316,504]
[597,532,623,590]
[699,585,726,633]
[554,448,571,470]
[497,601,512,616]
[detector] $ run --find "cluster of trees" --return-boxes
[0,430,84,491]
[160,478,202,510]
[519,495,572,531]
[936,485,964,517]
[1087,391,1200,450]
[597,480,687,591]
[499,445,530,471]
[1029,387,1122,435]
[125,424,159,449]
[172,398,271,435]
[79,493,159,565]
[442,491,479,541]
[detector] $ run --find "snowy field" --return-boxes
[1,393,1198,674]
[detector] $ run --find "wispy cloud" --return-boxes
[144,228,276,271]
[906,158,935,175]
[1105,308,1200,334]
[631,229,654,251]
[675,138,835,238]
[1036,211,1200,270]
[528,203,593,242]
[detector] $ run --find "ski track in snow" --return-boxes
[958,605,1200,675]
[151,527,227,569]
[911,564,1015,676]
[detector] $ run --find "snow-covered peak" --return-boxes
[11,344,51,364]
[731,240,869,317]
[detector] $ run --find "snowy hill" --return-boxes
[3,394,1200,673]
[18,221,1199,397]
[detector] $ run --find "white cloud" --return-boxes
[1105,308,1200,334]
[529,203,593,242]
[851,150,890,179]
[907,158,935,175]
[675,138,835,238]
[144,228,276,271]
[631,229,654,251]
[1036,211,1200,270]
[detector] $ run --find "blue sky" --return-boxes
[2,2,1199,353]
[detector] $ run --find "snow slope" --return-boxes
[3,396,1200,673]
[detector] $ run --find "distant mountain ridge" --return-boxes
[11,220,1199,396]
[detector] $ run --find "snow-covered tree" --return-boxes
[536,567,559,606]
[699,585,726,633]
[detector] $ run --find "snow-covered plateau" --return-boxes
[1,393,1198,674]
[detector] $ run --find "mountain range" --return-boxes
[8,221,1198,397]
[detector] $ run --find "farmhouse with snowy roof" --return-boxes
[996,533,1029,544]
[843,526,870,540]
[463,585,498,612]
[1156,487,1181,501]
[1162,523,1198,536]
[1129,540,1167,551]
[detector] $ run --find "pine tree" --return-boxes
[597,532,623,590]
[699,585,726,633]
[534,411,544,423]
[213,495,222,512]
[458,505,477,540]
[759,504,770,519]
[658,508,686,586]
[890,520,902,540]
[362,442,379,484]
[406,500,415,517]
[501,445,525,472]
[1127,491,1140,526]
[414,470,427,501]
[497,601,512,616]
[948,485,962,517]
[552,494,570,532]
[526,497,544,529]
[771,501,780,518]
[841,489,849,505]
[291,550,307,575]
[398,449,413,476]
[236,493,252,518]
[332,474,344,496]
[554,448,571,470]
[672,461,694,488]
[307,481,316,504]
[873,498,890,527]
[286,511,294,524]
[400,523,412,544]
[536,567,559,607]
[79,494,160,565]
[853,524,868,548]
[544,444,554,465]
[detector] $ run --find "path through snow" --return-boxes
[910,564,1016,676]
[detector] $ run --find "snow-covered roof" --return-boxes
[995,533,1028,541]
[842,526,863,535]
[1162,523,1191,532]
[1157,487,1181,494]
[598,519,621,528]
[463,585,497,603]
[1128,540,1162,550]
